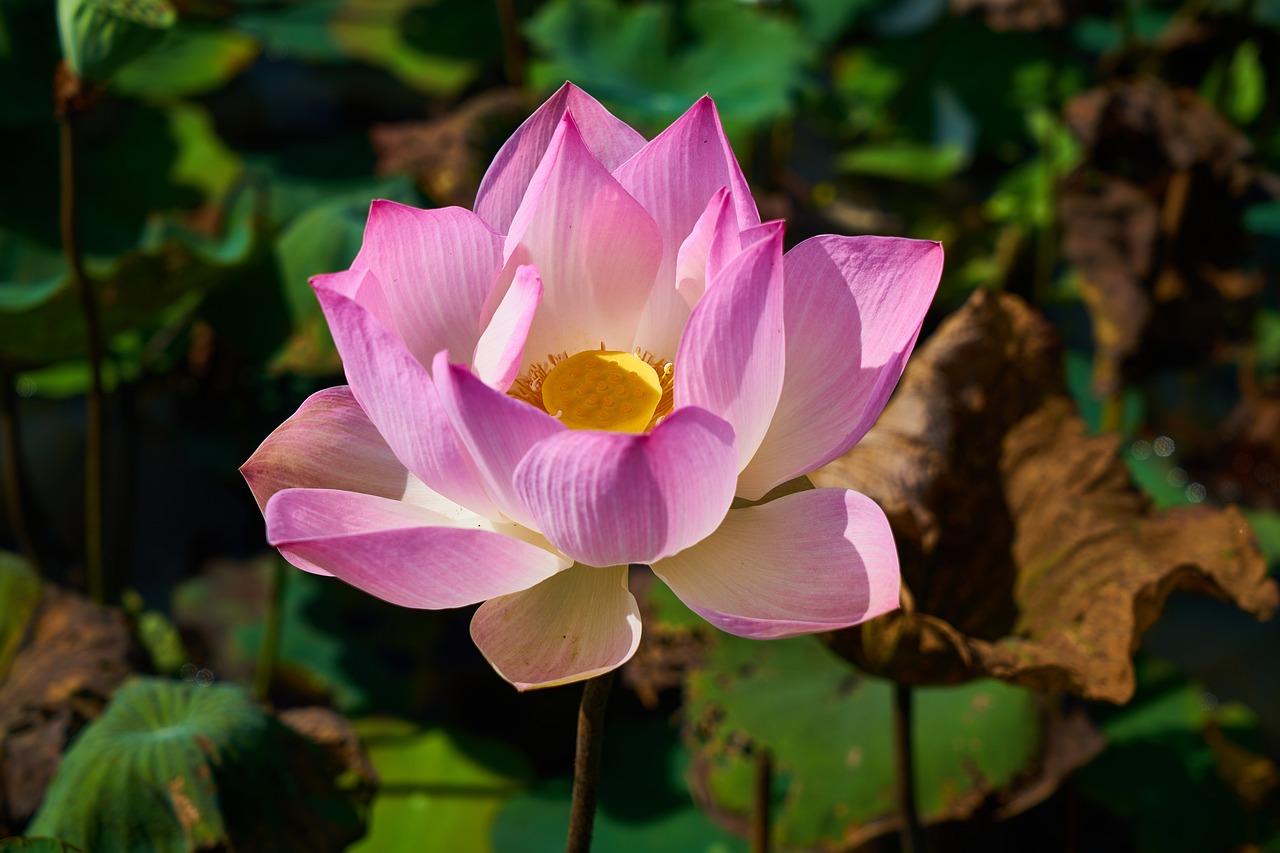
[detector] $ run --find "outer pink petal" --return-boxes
[472,264,543,392]
[652,488,900,639]
[674,223,785,472]
[615,96,761,358]
[499,114,662,368]
[432,352,565,528]
[313,281,500,518]
[513,406,737,567]
[470,563,641,690]
[351,201,503,370]
[737,237,944,500]
[241,386,430,513]
[310,268,397,335]
[267,489,567,607]
[475,82,646,233]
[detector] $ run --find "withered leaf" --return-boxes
[0,584,144,832]
[371,88,527,209]
[1058,78,1275,393]
[950,0,1067,32]
[813,289,1277,703]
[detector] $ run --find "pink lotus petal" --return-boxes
[241,386,431,512]
[313,281,500,519]
[267,488,568,607]
[351,201,503,370]
[472,265,543,392]
[615,96,760,358]
[652,488,900,638]
[475,83,646,234]
[432,352,565,528]
[311,268,397,335]
[470,563,641,690]
[737,236,944,500]
[513,406,736,567]
[674,223,785,472]
[498,114,662,368]
[674,187,739,309]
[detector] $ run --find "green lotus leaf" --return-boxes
[57,0,176,83]
[28,677,368,852]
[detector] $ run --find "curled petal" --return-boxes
[313,280,500,518]
[241,386,430,512]
[475,82,645,233]
[652,488,900,639]
[499,114,662,367]
[737,237,944,500]
[470,563,641,690]
[432,353,565,528]
[674,187,740,310]
[267,489,568,607]
[675,223,785,472]
[472,265,543,392]
[352,201,503,370]
[513,406,737,567]
[616,96,760,357]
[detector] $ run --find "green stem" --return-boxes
[566,670,615,853]
[0,372,41,573]
[59,84,106,604]
[893,681,924,853]
[751,747,773,853]
[253,558,286,702]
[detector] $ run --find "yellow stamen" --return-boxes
[540,350,662,432]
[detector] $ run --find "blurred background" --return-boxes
[2,0,1280,850]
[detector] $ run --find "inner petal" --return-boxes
[542,350,660,432]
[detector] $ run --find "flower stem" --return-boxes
[57,67,106,604]
[253,558,286,702]
[566,670,615,853]
[893,681,924,853]
[0,372,41,574]
[494,0,524,90]
[751,747,773,853]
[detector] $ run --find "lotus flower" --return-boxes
[242,84,943,690]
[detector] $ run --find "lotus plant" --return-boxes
[242,84,942,691]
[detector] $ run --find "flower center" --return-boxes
[509,346,675,433]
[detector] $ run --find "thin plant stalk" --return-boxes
[253,558,287,701]
[0,372,41,573]
[893,681,924,853]
[566,670,615,853]
[58,73,106,604]
[751,747,773,853]
[494,0,524,90]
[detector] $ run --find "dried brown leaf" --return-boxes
[371,89,527,208]
[0,584,143,831]
[1058,79,1274,393]
[814,290,1277,703]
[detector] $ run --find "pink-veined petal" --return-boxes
[241,386,433,513]
[351,201,503,370]
[652,488,900,639]
[513,406,736,567]
[310,268,397,335]
[736,237,944,500]
[313,280,500,518]
[498,114,662,369]
[267,488,567,607]
[470,563,640,690]
[615,96,761,358]
[674,223,785,472]
[475,82,646,233]
[472,265,543,391]
[432,352,565,527]
[674,187,741,310]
